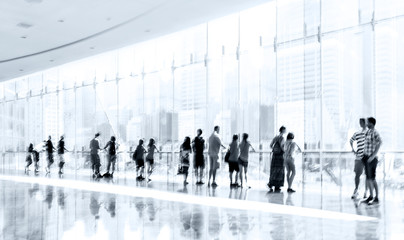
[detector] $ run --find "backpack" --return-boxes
[132,149,138,161]
[224,149,230,163]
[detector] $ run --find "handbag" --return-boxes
[224,150,230,163]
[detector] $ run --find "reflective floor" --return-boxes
[0,171,403,239]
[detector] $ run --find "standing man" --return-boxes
[192,129,205,185]
[57,135,69,175]
[103,136,117,177]
[208,126,226,187]
[90,133,102,178]
[363,117,382,205]
[349,118,367,199]
[45,136,56,173]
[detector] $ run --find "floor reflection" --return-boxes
[0,176,403,240]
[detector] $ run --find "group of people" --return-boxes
[25,135,68,175]
[349,117,382,205]
[25,117,382,205]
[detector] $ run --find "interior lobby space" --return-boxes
[1,0,404,239]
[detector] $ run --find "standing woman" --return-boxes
[25,143,34,173]
[267,126,287,192]
[238,133,256,188]
[146,138,160,182]
[180,137,192,185]
[284,133,302,192]
[228,134,240,187]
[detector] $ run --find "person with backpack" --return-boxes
[133,139,147,181]
[103,136,118,177]
[146,138,160,182]
[45,136,57,174]
[228,134,240,188]
[192,129,205,185]
[57,135,69,175]
[267,126,287,192]
[238,133,256,188]
[33,141,46,173]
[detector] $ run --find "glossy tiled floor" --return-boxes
[0,170,403,239]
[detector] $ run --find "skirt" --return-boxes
[269,153,285,188]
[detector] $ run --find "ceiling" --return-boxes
[0,0,270,82]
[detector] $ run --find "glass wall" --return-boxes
[1,0,404,189]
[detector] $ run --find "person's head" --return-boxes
[242,133,249,141]
[182,137,191,149]
[48,135,51,140]
[287,132,294,140]
[148,138,155,147]
[138,139,144,145]
[359,118,366,128]
[214,126,220,133]
[232,134,239,142]
[279,126,286,135]
[110,136,116,142]
[29,143,33,148]
[60,135,64,140]
[197,129,203,136]
[95,132,100,138]
[367,117,376,129]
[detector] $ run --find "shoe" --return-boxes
[212,182,218,187]
[368,197,379,205]
[147,178,152,182]
[184,181,189,185]
[287,188,296,193]
[200,182,205,185]
[58,171,63,175]
[351,190,359,199]
[364,196,373,203]
[274,188,281,193]
[234,183,240,188]
[208,182,211,188]
[267,183,272,189]
[268,188,274,193]
[45,167,50,173]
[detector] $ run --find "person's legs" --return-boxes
[208,155,213,184]
[58,154,65,174]
[238,164,244,186]
[212,156,218,184]
[288,163,296,191]
[106,155,112,173]
[229,171,233,185]
[111,155,116,174]
[244,163,248,184]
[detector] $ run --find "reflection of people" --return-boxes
[146,138,159,182]
[44,185,54,209]
[25,143,34,173]
[192,129,205,185]
[350,118,368,199]
[28,183,39,198]
[57,135,69,175]
[58,188,66,210]
[284,133,302,193]
[190,206,204,239]
[45,136,56,174]
[146,198,156,222]
[90,133,102,178]
[103,136,117,177]
[90,192,101,219]
[105,195,116,218]
[180,137,192,185]
[238,133,256,188]
[208,126,226,187]
[363,117,382,205]
[268,126,286,193]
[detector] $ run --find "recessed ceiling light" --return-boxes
[49,59,54,62]
[106,17,111,21]
[144,29,151,33]
[90,47,95,49]
[21,36,27,39]
[19,69,24,72]
[58,19,64,23]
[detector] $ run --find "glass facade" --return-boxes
[1,1,404,189]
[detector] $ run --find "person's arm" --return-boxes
[349,133,356,152]
[103,142,110,150]
[295,143,302,153]
[249,142,256,152]
[369,132,382,162]
[270,137,276,149]
[154,145,160,153]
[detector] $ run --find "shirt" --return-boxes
[208,132,222,156]
[350,129,366,159]
[284,141,295,160]
[192,136,205,156]
[364,128,382,156]
[46,140,54,153]
[229,141,239,162]
[104,141,116,155]
[146,145,157,159]
[238,141,250,162]
[180,146,191,166]
[58,140,65,154]
[90,138,101,154]
[134,145,146,160]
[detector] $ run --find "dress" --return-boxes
[269,135,285,188]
